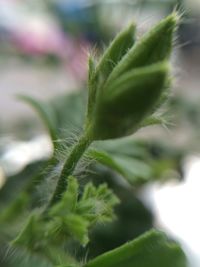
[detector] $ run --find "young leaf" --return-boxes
[78,182,120,223]
[49,176,79,217]
[64,214,89,246]
[19,91,87,145]
[11,214,46,251]
[0,192,29,223]
[84,230,188,267]
[18,95,57,142]
[46,176,119,246]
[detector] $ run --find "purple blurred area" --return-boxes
[0,0,93,124]
[1,0,200,128]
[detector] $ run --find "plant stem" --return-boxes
[48,132,92,208]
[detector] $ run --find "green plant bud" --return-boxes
[105,12,178,87]
[63,214,89,246]
[86,13,178,140]
[90,62,169,140]
[87,24,136,121]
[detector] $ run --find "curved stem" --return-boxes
[47,132,92,208]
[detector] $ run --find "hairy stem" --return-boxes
[48,132,92,208]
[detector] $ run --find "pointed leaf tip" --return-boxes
[106,12,178,85]
[96,22,136,80]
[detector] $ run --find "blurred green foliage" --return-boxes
[0,10,189,267]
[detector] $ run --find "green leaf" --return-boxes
[19,91,87,146]
[0,192,29,223]
[18,95,57,142]
[88,149,152,185]
[84,230,188,267]
[95,138,148,158]
[11,214,46,251]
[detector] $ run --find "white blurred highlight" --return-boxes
[0,135,53,177]
[141,155,200,267]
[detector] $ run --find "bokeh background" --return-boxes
[1,1,200,266]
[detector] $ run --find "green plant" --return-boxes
[0,13,188,267]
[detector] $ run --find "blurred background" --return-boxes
[1,0,200,266]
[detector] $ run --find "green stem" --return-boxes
[48,132,92,208]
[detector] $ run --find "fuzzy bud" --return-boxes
[91,63,169,139]
[86,13,179,140]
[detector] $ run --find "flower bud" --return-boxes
[90,62,169,140]
[86,13,179,140]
